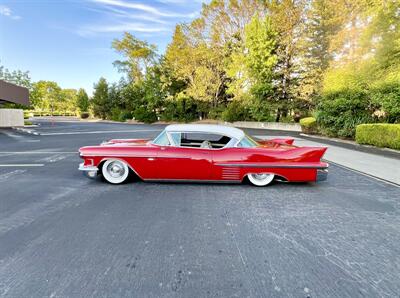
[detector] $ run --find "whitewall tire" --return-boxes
[248,173,275,186]
[102,159,129,184]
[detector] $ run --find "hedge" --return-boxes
[299,117,317,134]
[355,124,400,150]
[80,112,90,119]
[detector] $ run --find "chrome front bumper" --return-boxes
[78,163,98,179]
[316,168,328,182]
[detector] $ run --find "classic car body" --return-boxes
[78,124,328,186]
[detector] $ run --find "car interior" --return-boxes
[174,132,232,149]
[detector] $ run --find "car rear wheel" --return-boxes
[248,173,275,186]
[102,159,129,184]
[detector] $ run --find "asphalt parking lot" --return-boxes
[0,120,399,298]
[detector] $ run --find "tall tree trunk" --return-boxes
[275,108,281,122]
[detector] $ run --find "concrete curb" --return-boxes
[300,133,400,160]
[12,127,41,136]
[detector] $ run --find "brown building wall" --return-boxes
[0,80,30,106]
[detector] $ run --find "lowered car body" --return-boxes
[78,124,329,186]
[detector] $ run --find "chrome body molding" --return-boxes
[80,154,187,159]
[98,157,143,180]
[316,169,328,181]
[78,163,98,179]
[78,163,98,172]
[215,163,329,169]
[143,179,241,183]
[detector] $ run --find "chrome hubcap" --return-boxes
[107,162,125,178]
[253,173,268,180]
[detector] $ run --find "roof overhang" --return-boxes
[165,124,245,140]
[0,80,30,106]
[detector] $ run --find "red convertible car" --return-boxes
[78,124,328,186]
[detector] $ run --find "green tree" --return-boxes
[299,0,341,105]
[226,15,278,121]
[164,24,226,108]
[0,64,32,89]
[76,88,89,112]
[92,78,109,119]
[30,81,62,113]
[267,0,306,121]
[59,89,78,114]
[244,16,277,98]
[112,32,158,82]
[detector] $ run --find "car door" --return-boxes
[210,147,245,181]
[155,145,213,180]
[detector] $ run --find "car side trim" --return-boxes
[80,154,187,159]
[216,163,329,169]
[98,157,144,180]
[143,179,241,183]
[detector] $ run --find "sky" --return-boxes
[0,0,206,93]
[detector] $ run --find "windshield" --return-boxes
[237,135,259,148]
[152,131,170,146]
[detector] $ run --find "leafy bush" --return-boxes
[134,106,157,123]
[160,98,198,122]
[316,90,374,138]
[110,108,132,122]
[356,124,400,150]
[370,83,400,123]
[80,112,90,119]
[247,98,274,122]
[207,105,225,120]
[23,111,32,119]
[299,117,317,134]
[24,121,33,126]
[222,101,252,122]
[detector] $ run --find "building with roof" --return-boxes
[0,80,30,127]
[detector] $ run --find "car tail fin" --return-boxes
[268,138,295,145]
[297,147,328,162]
[311,147,328,161]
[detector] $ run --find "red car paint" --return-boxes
[79,137,328,183]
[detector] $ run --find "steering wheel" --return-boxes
[200,140,212,149]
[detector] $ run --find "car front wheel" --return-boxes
[248,173,275,186]
[102,159,130,184]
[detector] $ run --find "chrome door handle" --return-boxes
[148,157,155,161]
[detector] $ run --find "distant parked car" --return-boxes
[79,124,328,186]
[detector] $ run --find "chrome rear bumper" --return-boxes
[316,168,328,182]
[78,163,98,179]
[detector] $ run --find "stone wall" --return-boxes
[226,121,301,132]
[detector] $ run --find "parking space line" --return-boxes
[39,129,161,136]
[0,164,44,167]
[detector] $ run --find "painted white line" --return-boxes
[38,154,68,163]
[0,164,44,167]
[0,130,24,139]
[12,127,41,135]
[0,170,27,181]
[40,129,161,136]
